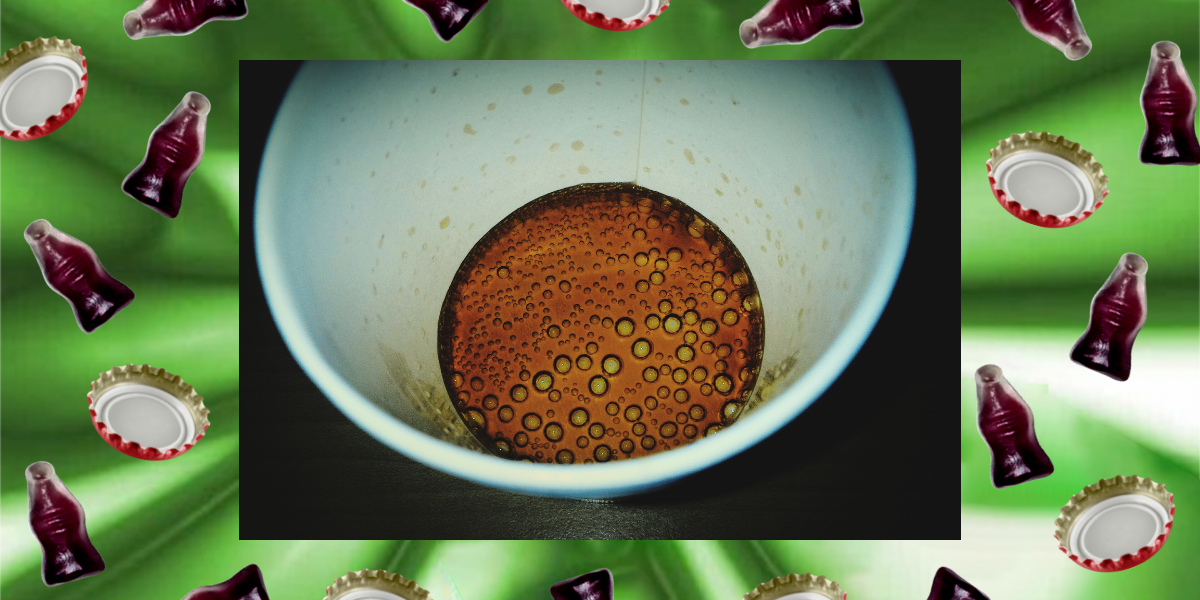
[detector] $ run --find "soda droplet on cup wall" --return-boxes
[26,462,105,586]
[739,0,863,48]
[25,220,134,333]
[1140,41,1200,166]
[1070,253,1148,381]
[122,92,209,218]
[1005,0,1091,60]
[974,365,1054,488]
[124,0,248,39]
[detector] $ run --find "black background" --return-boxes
[241,61,957,539]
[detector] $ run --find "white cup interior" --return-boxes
[256,60,914,498]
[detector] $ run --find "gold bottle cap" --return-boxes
[986,131,1108,228]
[0,37,88,141]
[745,574,846,600]
[88,364,210,461]
[561,0,669,31]
[1054,475,1175,572]
[324,569,430,600]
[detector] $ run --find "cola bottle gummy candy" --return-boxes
[740,0,863,48]
[1140,41,1200,166]
[404,0,488,41]
[25,220,134,333]
[551,569,613,600]
[26,462,104,586]
[122,92,209,218]
[124,0,247,39]
[975,365,1054,488]
[927,567,989,600]
[1006,0,1091,60]
[181,564,270,600]
[1070,253,1148,381]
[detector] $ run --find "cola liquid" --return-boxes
[122,92,209,218]
[975,365,1054,488]
[26,462,104,586]
[739,0,863,48]
[551,569,613,600]
[181,564,269,600]
[438,183,765,463]
[1070,253,1148,381]
[927,567,990,600]
[25,220,135,333]
[124,0,248,39]
[1006,0,1091,60]
[404,0,489,42]
[1140,41,1200,166]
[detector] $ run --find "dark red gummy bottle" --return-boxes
[25,220,134,333]
[1070,253,1148,381]
[739,0,863,48]
[927,567,990,600]
[181,565,270,600]
[975,365,1054,488]
[124,0,248,39]
[27,462,105,586]
[551,569,613,600]
[404,0,489,41]
[122,92,209,218]
[1140,41,1200,166]
[1006,0,1091,60]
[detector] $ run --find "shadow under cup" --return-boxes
[256,60,914,499]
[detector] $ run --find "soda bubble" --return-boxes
[122,92,209,218]
[124,0,248,39]
[1070,253,1148,381]
[1140,41,1200,166]
[25,220,134,333]
[740,0,863,49]
[26,462,105,586]
[1005,0,1091,60]
[437,183,764,462]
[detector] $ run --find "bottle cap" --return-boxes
[88,364,210,461]
[0,37,88,141]
[745,574,847,600]
[324,569,430,600]
[561,0,668,31]
[1054,475,1174,572]
[986,131,1108,228]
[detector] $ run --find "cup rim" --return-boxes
[253,68,915,499]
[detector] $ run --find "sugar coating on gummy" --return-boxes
[25,219,134,333]
[551,569,613,600]
[740,0,863,48]
[403,0,489,41]
[1140,41,1200,166]
[974,365,1054,488]
[123,92,209,218]
[1006,0,1091,60]
[27,462,105,586]
[1070,253,1147,381]
[124,0,248,39]
[181,565,270,600]
[561,0,669,32]
[927,567,989,600]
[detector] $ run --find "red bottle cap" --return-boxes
[561,0,668,31]
[986,131,1108,228]
[1054,475,1175,572]
[0,37,87,141]
[745,574,847,600]
[324,569,430,600]
[88,364,210,460]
